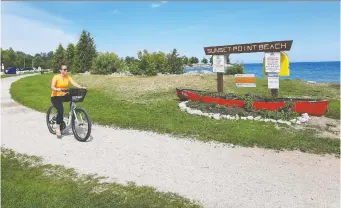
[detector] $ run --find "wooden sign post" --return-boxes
[212,55,227,93]
[264,52,281,97]
[204,40,293,95]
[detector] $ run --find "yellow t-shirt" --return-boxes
[51,74,73,97]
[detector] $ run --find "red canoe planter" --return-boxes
[176,88,329,116]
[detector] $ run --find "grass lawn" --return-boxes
[1,148,202,208]
[10,74,340,155]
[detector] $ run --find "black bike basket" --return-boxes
[68,88,87,102]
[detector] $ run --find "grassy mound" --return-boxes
[1,148,202,208]
[9,74,340,155]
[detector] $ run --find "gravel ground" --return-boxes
[1,75,340,208]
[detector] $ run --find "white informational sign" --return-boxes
[212,55,226,73]
[265,52,280,72]
[268,72,279,89]
[235,74,256,87]
[1,63,4,70]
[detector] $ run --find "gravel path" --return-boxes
[1,75,340,208]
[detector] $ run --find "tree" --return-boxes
[74,30,97,73]
[189,56,199,64]
[34,55,43,68]
[201,57,208,64]
[65,43,75,71]
[137,50,157,76]
[150,51,167,73]
[166,48,183,74]
[52,44,65,73]
[209,56,213,65]
[91,52,124,74]
[181,56,189,65]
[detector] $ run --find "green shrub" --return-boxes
[224,64,244,75]
[91,52,125,74]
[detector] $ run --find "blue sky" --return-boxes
[1,1,340,63]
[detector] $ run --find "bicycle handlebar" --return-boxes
[58,88,87,92]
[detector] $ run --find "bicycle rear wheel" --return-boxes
[71,107,92,142]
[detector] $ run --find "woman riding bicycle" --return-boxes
[51,63,85,138]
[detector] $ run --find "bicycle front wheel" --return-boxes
[71,107,92,142]
[46,105,57,134]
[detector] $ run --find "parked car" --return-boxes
[5,67,17,74]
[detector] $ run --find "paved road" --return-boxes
[1,75,340,208]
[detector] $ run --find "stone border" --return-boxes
[178,101,311,126]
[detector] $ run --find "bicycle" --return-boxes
[46,88,92,142]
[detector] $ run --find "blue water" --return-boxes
[184,61,340,83]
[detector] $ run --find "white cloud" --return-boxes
[1,2,78,55]
[112,9,120,14]
[151,1,168,8]
[151,3,161,8]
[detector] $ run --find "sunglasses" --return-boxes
[61,68,68,71]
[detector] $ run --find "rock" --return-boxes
[230,116,235,120]
[213,114,221,120]
[290,119,296,123]
[270,119,277,123]
[247,116,254,120]
[284,121,291,125]
[254,116,261,121]
[296,120,301,125]
[235,115,240,120]
[298,117,308,123]
[241,117,247,120]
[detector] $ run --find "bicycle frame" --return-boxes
[52,100,83,129]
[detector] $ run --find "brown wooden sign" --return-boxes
[204,40,293,55]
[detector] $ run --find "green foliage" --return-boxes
[224,63,244,75]
[74,30,97,73]
[52,44,65,73]
[72,45,80,73]
[127,61,141,75]
[189,57,199,64]
[182,56,189,65]
[137,50,157,76]
[33,55,43,68]
[166,48,183,74]
[209,56,213,65]
[65,43,75,71]
[91,52,125,74]
[150,51,167,74]
[201,57,208,64]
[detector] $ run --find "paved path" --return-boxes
[1,75,340,208]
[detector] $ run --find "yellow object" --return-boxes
[263,51,290,76]
[51,74,73,97]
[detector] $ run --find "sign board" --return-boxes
[204,40,293,55]
[1,63,4,70]
[265,52,281,72]
[212,55,225,73]
[268,72,279,89]
[263,51,290,76]
[235,74,256,87]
